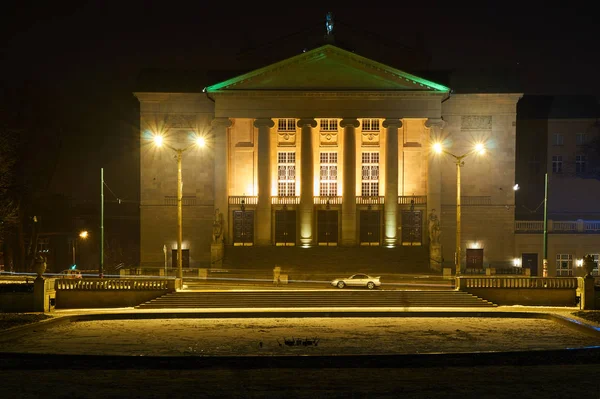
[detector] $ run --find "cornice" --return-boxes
[134,92,206,102]
[209,91,447,99]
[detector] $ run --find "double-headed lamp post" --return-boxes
[433,142,486,276]
[153,134,206,280]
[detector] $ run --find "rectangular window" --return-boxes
[576,133,587,146]
[556,254,573,276]
[576,155,586,174]
[553,134,564,146]
[361,152,379,196]
[37,238,50,255]
[277,152,296,196]
[277,118,296,132]
[552,155,563,173]
[361,119,380,131]
[320,119,338,131]
[319,152,338,196]
[592,254,599,276]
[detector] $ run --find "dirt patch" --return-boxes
[0,313,53,331]
[572,310,600,325]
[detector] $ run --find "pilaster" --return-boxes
[254,118,275,245]
[298,118,317,246]
[425,118,445,271]
[340,118,359,246]
[211,117,232,243]
[383,119,402,246]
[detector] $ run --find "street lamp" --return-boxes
[152,134,206,280]
[72,230,89,268]
[433,142,486,275]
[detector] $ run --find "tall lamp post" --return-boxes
[433,142,486,276]
[152,134,206,279]
[543,172,549,277]
[71,230,89,268]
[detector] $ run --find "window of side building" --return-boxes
[576,133,588,146]
[556,254,573,276]
[576,155,586,175]
[553,133,564,146]
[552,155,563,173]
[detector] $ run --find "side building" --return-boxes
[515,95,600,276]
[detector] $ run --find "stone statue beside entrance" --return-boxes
[428,208,442,272]
[211,209,224,268]
[212,209,223,244]
[428,209,441,245]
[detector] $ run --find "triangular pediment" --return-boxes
[206,45,449,93]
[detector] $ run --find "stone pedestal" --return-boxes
[430,244,442,272]
[579,276,596,310]
[33,277,55,313]
[211,242,224,268]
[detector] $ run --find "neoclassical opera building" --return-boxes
[135,44,522,273]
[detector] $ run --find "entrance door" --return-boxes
[171,249,190,269]
[233,210,254,246]
[401,210,422,245]
[317,210,338,246]
[466,248,484,269]
[522,253,538,276]
[275,210,296,246]
[360,210,381,245]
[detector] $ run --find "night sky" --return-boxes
[3,3,599,204]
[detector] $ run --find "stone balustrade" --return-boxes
[55,278,174,291]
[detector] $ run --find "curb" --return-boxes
[2,309,600,340]
[2,347,600,370]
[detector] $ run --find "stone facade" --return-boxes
[135,44,521,272]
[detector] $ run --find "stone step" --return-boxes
[136,291,496,309]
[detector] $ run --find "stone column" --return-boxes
[425,118,445,271]
[298,118,317,246]
[254,118,275,245]
[340,118,359,246]
[383,119,402,247]
[211,117,232,243]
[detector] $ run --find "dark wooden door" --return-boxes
[401,210,422,245]
[171,249,190,269]
[360,210,381,245]
[317,210,338,245]
[466,248,484,269]
[275,210,296,246]
[233,210,254,246]
[522,253,538,276]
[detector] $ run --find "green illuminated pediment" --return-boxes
[206,45,449,93]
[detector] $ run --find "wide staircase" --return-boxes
[136,290,496,309]
[221,245,433,275]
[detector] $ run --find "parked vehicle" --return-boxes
[330,274,381,289]
[61,269,82,279]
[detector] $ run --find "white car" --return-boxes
[331,274,381,289]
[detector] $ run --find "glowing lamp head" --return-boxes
[196,136,206,147]
[433,142,443,154]
[153,135,164,147]
[513,184,520,191]
[474,143,485,155]
[79,230,89,239]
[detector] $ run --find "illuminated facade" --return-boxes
[135,44,522,272]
